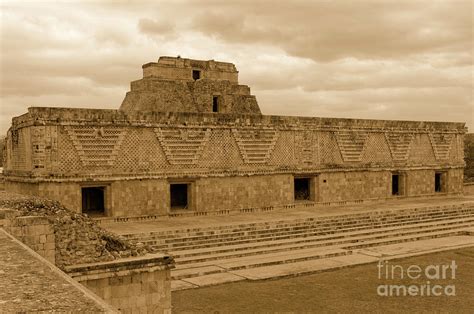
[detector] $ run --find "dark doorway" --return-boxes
[392,174,399,195]
[212,96,219,112]
[192,70,201,80]
[170,183,188,209]
[82,187,105,215]
[435,173,443,192]
[294,178,311,201]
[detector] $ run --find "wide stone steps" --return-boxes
[125,208,474,248]
[171,228,468,280]
[138,213,474,253]
[174,247,350,274]
[171,221,473,266]
[125,211,468,245]
[167,217,474,261]
[123,204,472,240]
[120,204,474,285]
[167,210,471,241]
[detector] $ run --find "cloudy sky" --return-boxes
[0,0,472,135]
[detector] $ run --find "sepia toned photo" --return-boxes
[0,1,473,313]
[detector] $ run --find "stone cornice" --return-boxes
[4,165,465,183]
[11,107,467,133]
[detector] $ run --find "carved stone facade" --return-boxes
[465,133,474,182]
[3,57,467,217]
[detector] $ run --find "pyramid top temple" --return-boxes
[119,56,261,114]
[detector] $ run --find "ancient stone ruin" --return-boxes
[465,133,474,182]
[2,56,467,218]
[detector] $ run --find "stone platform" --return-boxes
[103,196,474,235]
[0,228,116,313]
[101,196,474,290]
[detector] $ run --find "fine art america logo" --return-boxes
[377,260,457,297]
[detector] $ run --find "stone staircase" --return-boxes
[121,204,474,289]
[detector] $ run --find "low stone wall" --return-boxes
[66,254,173,314]
[1,206,174,313]
[2,210,55,263]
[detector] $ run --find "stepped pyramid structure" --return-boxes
[2,56,467,217]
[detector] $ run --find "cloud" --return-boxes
[258,86,471,125]
[191,1,472,62]
[242,55,471,93]
[0,0,472,135]
[94,29,131,47]
[138,18,175,37]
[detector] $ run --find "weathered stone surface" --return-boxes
[0,229,114,313]
[120,56,260,114]
[0,191,152,269]
[66,253,173,313]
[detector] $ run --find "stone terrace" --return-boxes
[0,228,116,313]
[102,196,474,234]
[101,196,474,290]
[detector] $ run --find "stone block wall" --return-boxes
[3,212,56,263]
[4,126,32,172]
[318,171,390,202]
[67,254,173,314]
[5,181,81,213]
[447,168,464,194]
[3,107,466,217]
[465,133,474,182]
[6,115,462,177]
[110,179,168,217]
[405,168,463,196]
[1,207,174,313]
[195,174,293,211]
[406,169,438,196]
[121,78,259,114]
[121,57,259,114]
[142,57,239,83]
[4,168,465,218]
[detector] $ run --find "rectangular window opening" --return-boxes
[82,187,105,216]
[435,172,443,192]
[392,174,400,196]
[294,178,311,201]
[212,96,219,112]
[192,70,201,80]
[170,183,189,209]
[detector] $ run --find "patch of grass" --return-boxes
[172,247,474,313]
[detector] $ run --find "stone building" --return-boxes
[2,57,467,217]
[465,133,474,182]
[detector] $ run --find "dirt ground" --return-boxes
[172,247,474,313]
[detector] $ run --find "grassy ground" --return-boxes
[172,247,474,313]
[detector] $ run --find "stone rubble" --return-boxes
[0,191,152,270]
